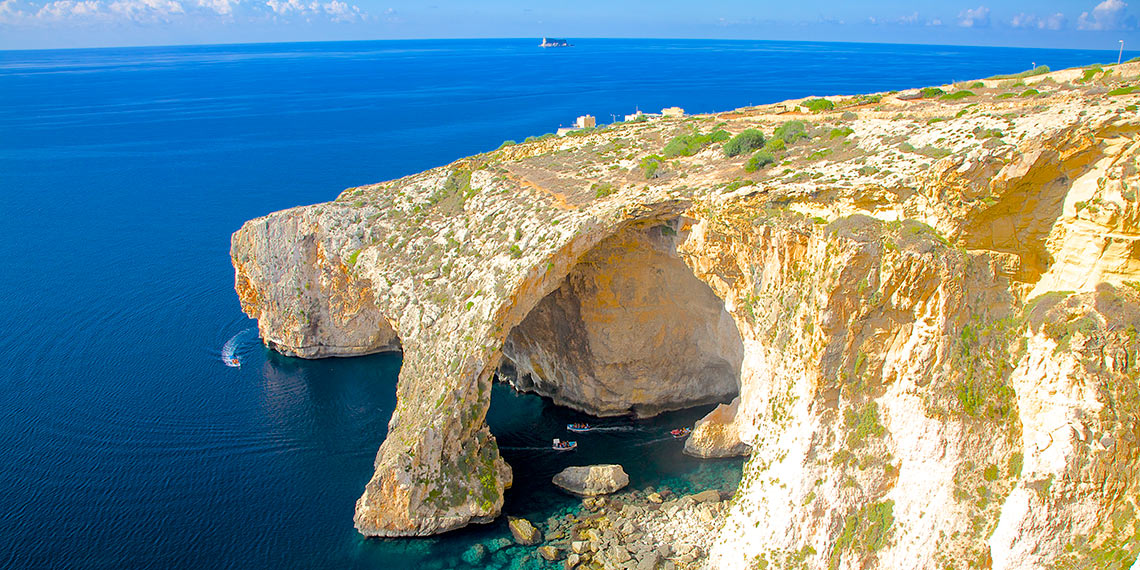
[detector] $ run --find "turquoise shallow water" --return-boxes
[0,38,1122,568]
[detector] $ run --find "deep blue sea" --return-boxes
[0,38,1124,569]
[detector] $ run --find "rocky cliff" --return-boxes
[232,62,1140,568]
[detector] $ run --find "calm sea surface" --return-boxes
[0,39,1120,568]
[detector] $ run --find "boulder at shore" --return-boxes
[552,464,630,496]
[683,396,750,458]
[509,517,541,545]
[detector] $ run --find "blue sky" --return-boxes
[0,0,1136,50]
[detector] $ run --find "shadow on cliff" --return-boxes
[497,217,745,418]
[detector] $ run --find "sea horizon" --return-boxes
[0,36,1131,61]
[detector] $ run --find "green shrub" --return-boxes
[920,87,946,98]
[773,120,809,143]
[987,65,1050,80]
[840,110,858,120]
[724,179,751,192]
[803,98,835,112]
[745,150,776,172]
[346,249,361,266]
[1008,453,1024,477]
[1019,88,1040,97]
[975,128,1003,139]
[640,154,666,179]
[840,93,883,108]
[509,244,523,259]
[662,129,730,158]
[844,403,885,447]
[970,81,985,88]
[995,92,1016,99]
[764,138,786,151]
[592,182,616,198]
[940,90,976,101]
[916,145,952,159]
[830,500,895,567]
[523,133,556,144]
[1108,85,1140,96]
[723,129,767,157]
[498,140,517,149]
[983,464,1000,481]
[1078,67,1103,83]
[829,126,854,139]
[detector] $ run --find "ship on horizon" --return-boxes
[540,37,571,48]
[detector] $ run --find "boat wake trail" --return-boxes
[221,328,255,367]
[632,436,676,447]
[589,426,640,432]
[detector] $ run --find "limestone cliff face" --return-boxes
[233,62,1140,566]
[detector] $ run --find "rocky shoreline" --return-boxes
[459,463,741,570]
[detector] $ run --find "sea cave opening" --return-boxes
[483,216,749,518]
[496,216,744,418]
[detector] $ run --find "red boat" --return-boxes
[670,428,691,439]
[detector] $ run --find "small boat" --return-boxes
[566,423,592,433]
[670,428,691,439]
[229,357,241,367]
[552,438,578,451]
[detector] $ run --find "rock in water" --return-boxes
[460,543,488,565]
[552,464,630,496]
[537,545,561,561]
[684,396,750,458]
[690,489,721,503]
[509,517,542,545]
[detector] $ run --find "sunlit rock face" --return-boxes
[684,397,750,458]
[501,221,743,417]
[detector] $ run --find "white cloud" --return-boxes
[958,5,991,27]
[1042,12,1067,29]
[110,0,184,21]
[0,0,364,24]
[866,12,940,26]
[1078,0,1135,30]
[35,0,104,21]
[263,0,360,21]
[196,0,234,15]
[321,0,358,22]
[1011,12,1066,30]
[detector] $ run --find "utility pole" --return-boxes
[1119,40,1125,65]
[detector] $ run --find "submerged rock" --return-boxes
[460,543,487,565]
[552,464,630,497]
[690,489,721,503]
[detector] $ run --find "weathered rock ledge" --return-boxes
[233,62,1140,567]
